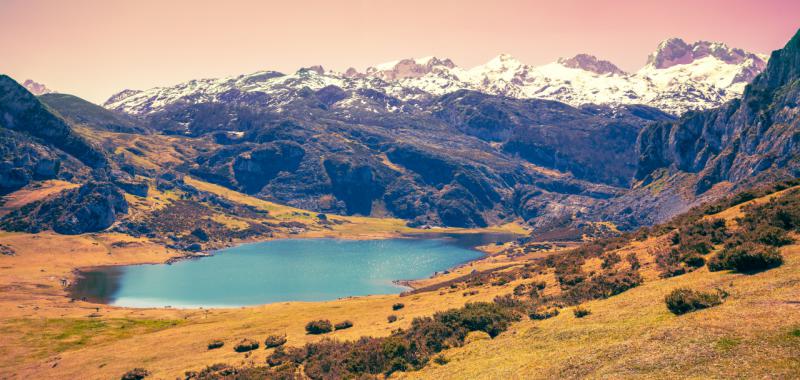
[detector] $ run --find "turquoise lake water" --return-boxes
[71,234,516,308]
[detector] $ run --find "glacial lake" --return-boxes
[70,233,517,308]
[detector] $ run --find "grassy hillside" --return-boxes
[0,169,797,379]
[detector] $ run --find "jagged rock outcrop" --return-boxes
[0,182,128,234]
[0,128,62,193]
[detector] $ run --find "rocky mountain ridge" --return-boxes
[105,38,767,116]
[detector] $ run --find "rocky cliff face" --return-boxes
[0,181,128,234]
[602,30,800,228]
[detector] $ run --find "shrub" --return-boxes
[664,288,724,315]
[207,340,224,350]
[387,315,398,323]
[626,253,641,270]
[709,243,783,273]
[121,368,149,380]
[513,284,528,296]
[601,252,621,269]
[680,251,706,268]
[185,363,238,379]
[234,338,259,352]
[529,306,559,320]
[750,225,794,246]
[560,269,642,304]
[334,320,353,330]
[264,334,287,348]
[392,303,405,311]
[305,320,333,334]
[433,354,449,365]
[435,302,520,338]
[573,306,591,318]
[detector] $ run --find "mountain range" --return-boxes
[105,38,767,116]
[2,32,798,236]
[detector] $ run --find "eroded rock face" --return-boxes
[0,182,128,234]
[232,141,305,194]
[606,30,800,228]
[323,155,396,215]
[0,128,64,194]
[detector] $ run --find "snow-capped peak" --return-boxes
[22,79,54,95]
[646,38,767,72]
[481,53,525,71]
[557,54,627,75]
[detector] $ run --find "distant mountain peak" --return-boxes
[21,79,53,95]
[647,38,766,70]
[557,54,626,75]
[364,56,456,80]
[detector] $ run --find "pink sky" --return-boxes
[1,0,798,103]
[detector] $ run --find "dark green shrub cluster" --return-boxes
[392,303,405,310]
[387,315,398,323]
[601,252,622,269]
[264,334,287,348]
[121,368,150,380]
[573,306,591,318]
[334,320,353,330]
[708,243,783,273]
[559,269,642,305]
[305,320,333,335]
[233,338,259,352]
[512,281,546,299]
[262,301,520,378]
[184,363,229,380]
[529,306,560,320]
[626,253,641,270]
[207,340,224,350]
[664,288,724,315]
[432,354,449,365]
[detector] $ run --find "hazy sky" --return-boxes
[2,0,798,103]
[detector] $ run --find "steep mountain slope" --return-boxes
[601,30,800,229]
[105,38,766,116]
[38,93,149,134]
[0,76,108,170]
[0,76,110,194]
[112,83,671,228]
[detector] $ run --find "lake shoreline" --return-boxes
[68,232,521,309]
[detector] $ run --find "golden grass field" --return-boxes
[0,180,798,379]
